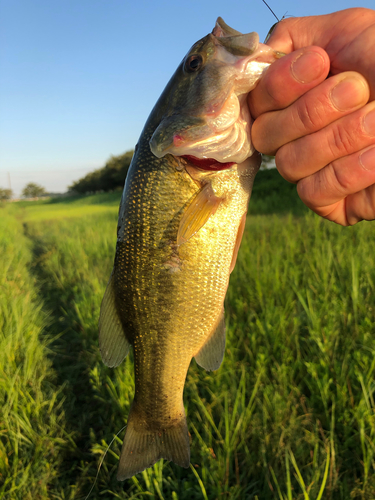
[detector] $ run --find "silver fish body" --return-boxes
[99,18,280,480]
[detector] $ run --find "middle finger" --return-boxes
[252,71,369,155]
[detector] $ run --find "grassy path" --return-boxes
[1,185,375,498]
[0,212,71,499]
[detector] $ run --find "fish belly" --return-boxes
[110,150,252,479]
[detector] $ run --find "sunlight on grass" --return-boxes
[1,188,375,498]
[20,202,118,222]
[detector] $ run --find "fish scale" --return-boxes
[99,17,281,480]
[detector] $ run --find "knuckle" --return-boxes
[251,116,265,147]
[263,75,286,109]
[295,100,317,132]
[269,17,295,40]
[297,170,326,207]
[367,186,375,215]
[326,161,352,194]
[297,162,351,209]
[324,203,350,226]
[327,121,359,158]
[294,94,329,133]
[261,58,296,109]
[360,186,375,222]
[251,115,274,154]
[296,177,312,206]
[275,145,298,183]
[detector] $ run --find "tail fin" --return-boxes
[117,405,190,480]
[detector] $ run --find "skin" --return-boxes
[248,8,375,225]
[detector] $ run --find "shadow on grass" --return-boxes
[23,222,111,491]
[250,168,309,217]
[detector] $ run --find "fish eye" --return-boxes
[185,54,203,73]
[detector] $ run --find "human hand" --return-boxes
[248,8,375,225]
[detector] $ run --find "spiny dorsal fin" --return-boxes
[177,183,221,246]
[194,309,226,371]
[99,272,130,367]
[213,17,242,37]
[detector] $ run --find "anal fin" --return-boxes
[230,212,247,274]
[177,183,221,246]
[99,272,130,367]
[194,309,226,371]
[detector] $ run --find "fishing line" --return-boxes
[261,0,280,22]
[262,1,290,43]
[84,424,127,500]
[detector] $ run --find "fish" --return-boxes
[99,17,281,480]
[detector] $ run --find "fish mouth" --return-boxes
[181,155,235,171]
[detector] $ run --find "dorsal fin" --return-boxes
[213,17,242,37]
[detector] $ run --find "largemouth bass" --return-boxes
[99,18,280,480]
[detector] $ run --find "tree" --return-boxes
[22,182,46,198]
[0,188,12,201]
[69,150,134,194]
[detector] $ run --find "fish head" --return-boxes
[149,17,282,168]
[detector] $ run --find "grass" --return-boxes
[12,192,120,222]
[0,211,72,498]
[1,169,375,499]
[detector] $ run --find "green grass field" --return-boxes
[1,169,375,499]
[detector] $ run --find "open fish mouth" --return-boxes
[149,18,281,166]
[150,81,253,165]
[180,155,235,171]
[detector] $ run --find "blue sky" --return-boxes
[1,0,374,196]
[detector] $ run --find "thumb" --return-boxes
[266,8,375,99]
[266,8,369,53]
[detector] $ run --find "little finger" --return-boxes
[297,144,375,210]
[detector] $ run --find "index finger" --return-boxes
[248,46,330,118]
[265,9,375,99]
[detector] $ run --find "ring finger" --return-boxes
[276,99,375,183]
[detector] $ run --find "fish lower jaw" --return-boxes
[180,155,236,171]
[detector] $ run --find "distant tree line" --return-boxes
[68,150,274,195]
[1,151,273,202]
[69,150,134,194]
[0,188,12,201]
[22,182,47,198]
[1,182,48,201]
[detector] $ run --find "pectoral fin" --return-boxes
[99,272,130,367]
[177,183,221,246]
[229,213,247,274]
[194,309,226,371]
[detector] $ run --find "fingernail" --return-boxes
[291,51,325,84]
[363,107,375,137]
[331,76,367,111]
[360,146,375,171]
